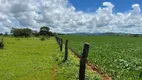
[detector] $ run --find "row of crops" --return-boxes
[59,35,142,80]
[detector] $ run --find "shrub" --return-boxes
[0,33,3,36]
[0,38,4,49]
[40,37,45,41]
[32,30,39,37]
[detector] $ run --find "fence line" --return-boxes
[55,36,90,80]
[60,39,63,51]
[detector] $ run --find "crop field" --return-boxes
[0,36,101,80]
[59,35,142,80]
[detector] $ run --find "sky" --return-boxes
[69,0,142,13]
[0,0,142,34]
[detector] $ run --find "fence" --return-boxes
[55,36,90,80]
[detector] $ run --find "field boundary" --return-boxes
[70,48,112,80]
[55,36,112,80]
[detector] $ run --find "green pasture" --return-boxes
[0,36,100,80]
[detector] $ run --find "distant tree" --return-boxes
[133,34,139,37]
[48,31,54,36]
[0,33,3,36]
[4,32,8,36]
[40,26,50,31]
[39,26,50,36]
[32,30,39,37]
[11,28,32,37]
[130,34,139,37]
[11,27,15,34]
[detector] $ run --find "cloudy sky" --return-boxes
[0,0,142,34]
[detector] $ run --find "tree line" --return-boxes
[10,26,55,37]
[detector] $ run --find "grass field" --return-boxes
[59,35,142,80]
[0,36,101,80]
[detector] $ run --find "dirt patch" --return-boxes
[51,64,56,80]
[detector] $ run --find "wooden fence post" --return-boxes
[56,37,60,46]
[55,37,58,44]
[55,37,57,42]
[64,40,68,61]
[60,39,63,51]
[58,38,60,46]
[79,43,90,80]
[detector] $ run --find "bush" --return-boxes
[0,38,4,49]
[0,33,3,36]
[32,30,39,37]
[39,26,54,36]
[40,37,45,41]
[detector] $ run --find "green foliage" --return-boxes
[39,26,54,36]
[40,26,50,32]
[0,33,3,36]
[59,35,142,80]
[11,28,32,37]
[0,38,4,49]
[39,26,50,36]
[40,37,45,41]
[32,30,39,37]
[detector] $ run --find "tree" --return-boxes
[39,26,50,36]
[32,30,39,37]
[0,33,3,36]
[11,28,32,37]
[4,32,8,36]
[48,31,55,36]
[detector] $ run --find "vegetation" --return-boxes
[39,26,54,36]
[11,28,32,37]
[0,36,101,80]
[0,38,4,49]
[59,35,142,80]
[0,33,3,36]
[40,36,46,41]
[10,26,55,37]
[32,30,39,37]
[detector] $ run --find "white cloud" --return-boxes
[103,2,114,9]
[132,4,141,14]
[0,0,142,34]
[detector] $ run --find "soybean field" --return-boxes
[59,35,142,80]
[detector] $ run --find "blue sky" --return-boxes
[69,0,142,13]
